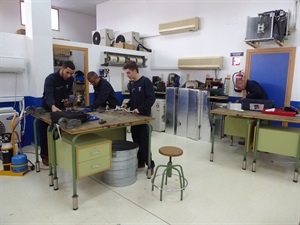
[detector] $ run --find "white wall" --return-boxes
[53,39,152,93]
[96,0,300,100]
[0,0,96,43]
[0,33,28,98]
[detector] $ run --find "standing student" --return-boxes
[87,71,119,110]
[39,60,75,166]
[121,60,156,173]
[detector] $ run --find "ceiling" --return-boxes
[51,0,108,17]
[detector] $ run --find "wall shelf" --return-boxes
[101,51,147,68]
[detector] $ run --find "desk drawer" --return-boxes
[257,125,300,157]
[77,141,111,163]
[77,155,111,178]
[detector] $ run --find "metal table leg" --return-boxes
[252,119,261,172]
[210,114,216,162]
[147,123,152,179]
[33,119,40,172]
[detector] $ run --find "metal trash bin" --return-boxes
[102,140,138,187]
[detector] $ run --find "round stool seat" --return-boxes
[159,146,183,157]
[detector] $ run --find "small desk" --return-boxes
[210,108,300,182]
[33,110,154,210]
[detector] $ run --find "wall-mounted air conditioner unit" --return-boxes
[92,29,114,46]
[0,57,26,73]
[159,17,200,35]
[178,57,224,70]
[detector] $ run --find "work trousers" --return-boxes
[131,124,154,168]
[39,120,49,159]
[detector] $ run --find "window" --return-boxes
[20,1,59,31]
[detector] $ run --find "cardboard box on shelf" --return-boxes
[114,42,136,50]
[16,29,26,35]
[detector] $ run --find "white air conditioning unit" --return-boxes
[159,17,200,35]
[116,31,140,48]
[178,56,224,70]
[0,57,26,73]
[92,29,114,46]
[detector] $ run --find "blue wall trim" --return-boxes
[1,95,299,146]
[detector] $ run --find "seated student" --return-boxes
[235,79,268,100]
[235,79,268,145]
[87,71,120,110]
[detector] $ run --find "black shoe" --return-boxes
[238,140,245,145]
[138,162,145,168]
[42,158,49,166]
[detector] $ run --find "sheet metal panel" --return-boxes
[165,87,178,134]
[187,89,201,140]
[176,88,189,137]
[199,90,211,142]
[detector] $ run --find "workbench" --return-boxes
[210,108,300,182]
[32,110,154,210]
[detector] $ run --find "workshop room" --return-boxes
[0,0,300,224]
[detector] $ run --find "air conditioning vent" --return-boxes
[92,29,114,46]
[0,57,26,73]
[159,17,200,35]
[178,57,224,70]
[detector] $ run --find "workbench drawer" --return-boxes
[77,155,111,178]
[224,116,255,137]
[77,141,111,163]
[256,125,300,157]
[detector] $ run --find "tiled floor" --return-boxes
[1,132,299,225]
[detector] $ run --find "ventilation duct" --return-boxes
[159,17,200,35]
[178,57,224,70]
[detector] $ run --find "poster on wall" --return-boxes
[230,52,244,66]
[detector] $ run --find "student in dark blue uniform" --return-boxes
[40,60,75,165]
[236,79,268,145]
[122,61,156,173]
[235,79,268,100]
[87,71,119,110]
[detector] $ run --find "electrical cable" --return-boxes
[134,36,152,52]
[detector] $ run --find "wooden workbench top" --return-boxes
[32,110,154,135]
[211,108,300,124]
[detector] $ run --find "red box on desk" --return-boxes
[262,109,296,117]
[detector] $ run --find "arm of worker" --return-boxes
[246,85,264,99]
[137,79,156,114]
[91,84,111,109]
[44,76,61,112]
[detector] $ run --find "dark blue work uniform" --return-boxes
[127,76,156,168]
[40,71,74,160]
[245,80,268,99]
[91,78,119,109]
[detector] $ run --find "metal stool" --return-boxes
[151,146,188,201]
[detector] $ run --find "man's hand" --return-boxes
[63,99,71,107]
[51,105,61,112]
[132,108,140,114]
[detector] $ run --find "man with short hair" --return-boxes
[235,79,268,100]
[40,60,75,165]
[87,71,119,110]
[122,60,156,173]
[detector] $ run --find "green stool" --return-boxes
[151,146,188,201]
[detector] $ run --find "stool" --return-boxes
[151,146,188,201]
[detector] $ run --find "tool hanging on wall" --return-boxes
[232,70,244,92]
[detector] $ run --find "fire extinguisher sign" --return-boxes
[230,52,244,66]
